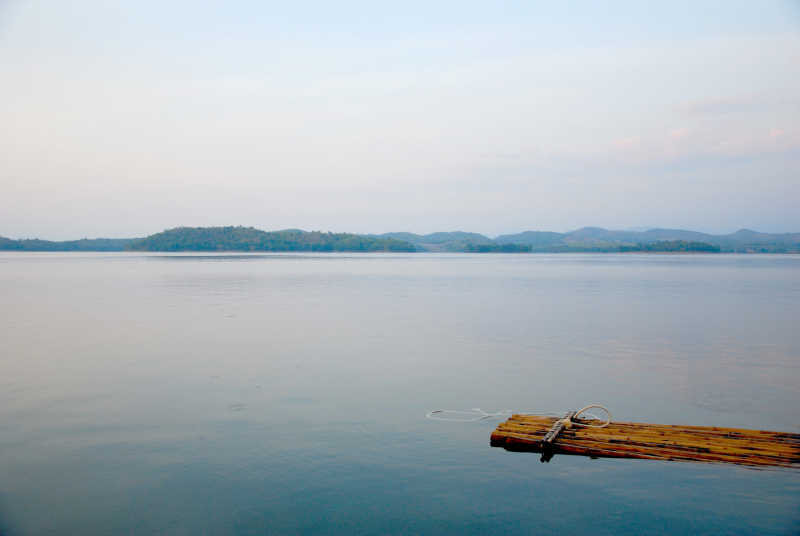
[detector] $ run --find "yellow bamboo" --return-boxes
[494,423,799,455]
[491,414,800,468]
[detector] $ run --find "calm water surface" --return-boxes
[0,252,798,535]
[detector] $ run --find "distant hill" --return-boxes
[0,236,135,251]
[495,227,800,253]
[376,231,494,252]
[126,227,416,252]
[494,231,564,248]
[2,226,798,253]
[620,240,720,253]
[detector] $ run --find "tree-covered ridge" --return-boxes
[620,241,720,252]
[375,231,724,252]
[2,226,798,253]
[0,236,134,251]
[496,227,800,253]
[125,227,417,252]
[462,243,532,253]
[376,231,495,251]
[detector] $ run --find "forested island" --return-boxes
[127,227,415,252]
[1,226,798,253]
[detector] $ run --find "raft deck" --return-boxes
[490,414,800,468]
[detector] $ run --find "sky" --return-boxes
[1,1,799,239]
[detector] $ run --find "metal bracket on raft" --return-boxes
[539,411,576,463]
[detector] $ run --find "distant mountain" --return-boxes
[495,231,564,247]
[376,231,493,251]
[620,240,720,253]
[419,232,493,245]
[127,227,416,252]
[2,226,799,253]
[712,229,800,250]
[637,228,713,242]
[377,232,427,244]
[494,227,800,253]
[0,236,135,251]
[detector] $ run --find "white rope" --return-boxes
[425,408,514,422]
[425,404,612,427]
[565,404,612,428]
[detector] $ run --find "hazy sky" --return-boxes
[1,1,799,239]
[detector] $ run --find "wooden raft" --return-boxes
[490,414,800,468]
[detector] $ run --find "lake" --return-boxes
[0,252,798,535]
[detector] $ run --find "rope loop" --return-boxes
[425,404,612,427]
[570,404,612,428]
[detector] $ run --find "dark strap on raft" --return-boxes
[540,411,576,462]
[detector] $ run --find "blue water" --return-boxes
[0,253,798,534]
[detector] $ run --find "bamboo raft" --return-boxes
[490,413,800,468]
